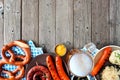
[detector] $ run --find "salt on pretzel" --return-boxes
[1,40,31,65]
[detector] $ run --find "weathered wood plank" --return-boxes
[39,0,55,52]
[0,0,4,49]
[109,0,117,44]
[56,0,73,50]
[22,0,39,44]
[4,0,21,44]
[91,0,110,48]
[74,0,91,48]
[115,0,120,45]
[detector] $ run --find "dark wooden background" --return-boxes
[0,0,119,53]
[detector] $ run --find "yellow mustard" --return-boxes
[55,44,67,56]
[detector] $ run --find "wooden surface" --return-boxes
[0,0,120,52]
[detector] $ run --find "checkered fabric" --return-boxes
[0,40,43,80]
[81,43,98,80]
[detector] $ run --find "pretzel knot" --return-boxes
[0,40,31,80]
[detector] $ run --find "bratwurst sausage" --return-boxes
[56,56,70,80]
[46,55,60,80]
[27,65,51,80]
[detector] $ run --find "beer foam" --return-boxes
[69,53,93,76]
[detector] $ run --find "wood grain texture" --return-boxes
[109,0,117,44]
[115,0,120,45]
[4,0,21,44]
[39,0,55,52]
[22,0,39,44]
[74,0,91,48]
[0,0,3,49]
[56,0,73,50]
[1,0,120,53]
[91,0,110,48]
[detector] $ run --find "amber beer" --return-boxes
[68,51,93,77]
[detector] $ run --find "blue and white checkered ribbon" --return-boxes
[82,43,98,80]
[0,40,43,80]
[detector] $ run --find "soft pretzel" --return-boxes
[0,60,25,80]
[0,40,31,80]
[1,40,31,65]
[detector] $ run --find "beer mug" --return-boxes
[67,43,98,80]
